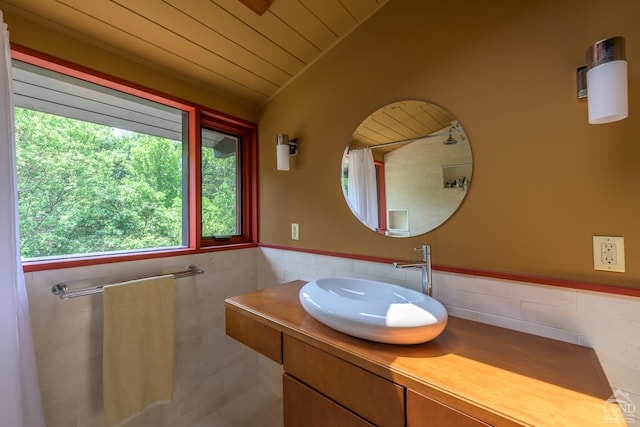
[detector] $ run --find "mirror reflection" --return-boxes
[341,100,472,237]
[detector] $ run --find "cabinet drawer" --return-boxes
[284,374,374,427]
[407,389,491,427]
[283,335,404,427]
[225,308,282,363]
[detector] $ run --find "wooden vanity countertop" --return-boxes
[224,281,626,426]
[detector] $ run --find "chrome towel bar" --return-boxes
[51,265,204,300]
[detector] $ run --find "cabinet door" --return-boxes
[225,308,282,363]
[283,335,405,427]
[407,389,491,427]
[284,374,374,427]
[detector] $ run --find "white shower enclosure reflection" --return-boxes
[384,125,471,234]
[345,147,379,231]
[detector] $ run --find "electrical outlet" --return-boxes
[601,243,617,264]
[291,223,299,241]
[593,236,625,272]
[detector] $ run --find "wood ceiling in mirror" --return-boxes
[351,100,455,154]
[0,0,389,107]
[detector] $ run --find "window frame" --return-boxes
[13,44,258,273]
[374,160,387,234]
[197,110,258,248]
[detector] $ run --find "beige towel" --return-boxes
[103,275,175,427]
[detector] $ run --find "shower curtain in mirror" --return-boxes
[347,148,379,230]
[0,12,46,427]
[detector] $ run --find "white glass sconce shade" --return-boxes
[276,133,298,171]
[587,61,627,124]
[277,142,290,171]
[586,36,628,124]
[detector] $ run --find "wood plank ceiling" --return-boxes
[0,0,389,108]
[350,100,456,154]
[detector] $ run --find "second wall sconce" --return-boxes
[276,133,299,171]
[577,36,628,124]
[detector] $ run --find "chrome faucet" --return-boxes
[393,244,432,296]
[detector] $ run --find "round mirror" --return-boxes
[341,100,472,237]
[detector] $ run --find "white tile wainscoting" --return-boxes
[25,246,639,426]
[258,247,640,423]
[26,249,278,427]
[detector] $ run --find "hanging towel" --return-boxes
[103,275,175,427]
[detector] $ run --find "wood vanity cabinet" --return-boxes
[407,389,490,427]
[280,338,490,427]
[225,306,282,363]
[225,281,627,427]
[283,374,374,427]
[227,308,491,427]
[283,335,404,427]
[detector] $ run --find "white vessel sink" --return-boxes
[299,277,448,345]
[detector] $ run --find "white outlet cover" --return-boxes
[593,236,625,273]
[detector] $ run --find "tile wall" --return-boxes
[257,247,640,423]
[26,249,262,427]
[25,245,640,426]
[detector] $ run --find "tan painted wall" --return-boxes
[257,0,640,290]
[2,11,257,122]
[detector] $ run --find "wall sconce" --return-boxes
[577,36,628,124]
[276,133,299,171]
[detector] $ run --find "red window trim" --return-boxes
[12,44,258,273]
[199,110,258,248]
[375,160,387,234]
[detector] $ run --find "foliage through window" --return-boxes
[201,128,240,238]
[12,52,256,265]
[13,60,187,259]
[15,108,185,258]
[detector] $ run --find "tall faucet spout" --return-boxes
[420,244,432,297]
[392,245,432,296]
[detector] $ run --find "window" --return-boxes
[201,128,240,238]
[198,111,257,248]
[13,47,256,269]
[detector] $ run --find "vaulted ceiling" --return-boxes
[0,0,389,108]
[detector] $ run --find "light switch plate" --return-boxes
[593,236,625,272]
[291,223,299,241]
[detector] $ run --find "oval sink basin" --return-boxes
[299,277,448,345]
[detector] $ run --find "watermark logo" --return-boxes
[604,389,636,424]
